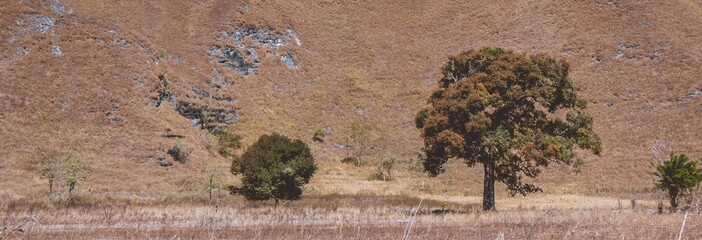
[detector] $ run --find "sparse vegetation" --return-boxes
[347,121,373,166]
[312,129,326,142]
[4,1,702,238]
[232,133,317,203]
[416,47,602,210]
[341,156,359,166]
[167,137,190,164]
[653,153,702,210]
[202,164,225,201]
[213,130,242,157]
[375,157,396,181]
[39,154,88,201]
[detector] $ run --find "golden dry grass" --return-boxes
[0,0,701,212]
[1,195,700,239]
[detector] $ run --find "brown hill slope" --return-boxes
[1,0,701,201]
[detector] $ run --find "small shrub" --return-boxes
[341,156,360,166]
[168,138,190,164]
[312,129,326,142]
[406,155,425,172]
[653,153,702,210]
[347,121,373,165]
[232,133,317,203]
[64,156,87,196]
[39,153,88,200]
[213,130,242,157]
[375,157,396,181]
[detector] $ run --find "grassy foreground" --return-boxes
[1,194,699,239]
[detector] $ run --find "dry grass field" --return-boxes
[2,195,700,239]
[1,0,702,238]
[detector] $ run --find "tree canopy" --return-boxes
[654,153,702,209]
[232,133,317,202]
[416,47,601,210]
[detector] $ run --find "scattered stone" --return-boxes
[686,88,702,100]
[213,26,303,75]
[209,46,258,75]
[174,102,239,128]
[161,134,185,138]
[287,28,302,46]
[356,106,369,115]
[210,68,233,87]
[25,15,54,34]
[112,38,129,47]
[156,156,173,167]
[613,51,623,59]
[107,29,117,34]
[154,75,177,108]
[214,96,237,103]
[332,144,348,149]
[231,27,289,49]
[560,49,574,55]
[51,2,73,15]
[281,52,298,69]
[88,36,104,43]
[15,47,29,56]
[649,51,663,60]
[592,54,603,62]
[246,48,260,63]
[52,45,62,55]
[618,43,640,49]
[106,100,124,125]
[191,87,211,98]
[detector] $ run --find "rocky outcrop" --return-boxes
[211,26,302,75]
[153,75,239,131]
[209,46,258,75]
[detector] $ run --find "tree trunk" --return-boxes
[670,190,679,210]
[209,178,213,201]
[48,179,53,201]
[483,161,496,211]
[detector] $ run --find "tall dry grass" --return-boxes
[1,194,700,239]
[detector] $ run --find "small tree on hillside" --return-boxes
[416,47,602,211]
[231,133,317,203]
[64,156,87,197]
[654,153,702,210]
[347,121,373,166]
[214,129,243,157]
[40,154,88,200]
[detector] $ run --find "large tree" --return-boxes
[416,47,601,211]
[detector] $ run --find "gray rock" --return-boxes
[52,45,62,55]
[686,88,702,100]
[287,28,302,46]
[16,47,30,56]
[112,38,129,47]
[51,2,73,15]
[246,48,259,63]
[281,52,299,69]
[209,46,258,75]
[26,15,54,33]
[620,43,640,49]
[214,96,237,103]
[191,88,211,98]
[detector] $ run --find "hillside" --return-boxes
[1,0,701,202]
